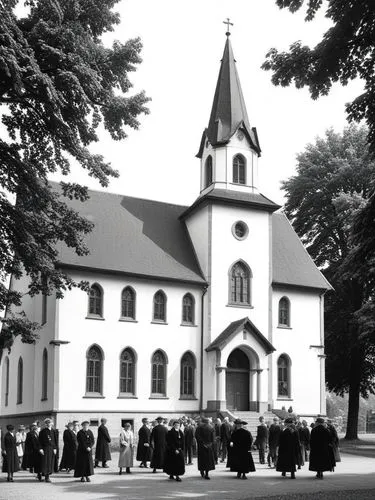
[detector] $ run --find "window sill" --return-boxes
[180,323,197,327]
[85,315,105,321]
[41,398,48,402]
[149,396,169,399]
[16,402,22,405]
[83,394,105,399]
[119,317,138,323]
[226,303,253,309]
[179,396,198,400]
[118,395,138,399]
[277,325,292,330]
[151,321,168,325]
[277,397,293,401]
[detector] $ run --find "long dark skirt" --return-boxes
[163,449,185,477]
[74,450,94,477]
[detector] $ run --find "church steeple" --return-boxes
[197,31,261,159]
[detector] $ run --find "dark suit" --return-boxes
[22,430,41,473]
[256,423,269,464]
[220,422,232,462]
[184,424,195,464]
[39,427,57,477]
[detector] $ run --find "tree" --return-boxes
[0,0,149,349]
[281,125,375,439]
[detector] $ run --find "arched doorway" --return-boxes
[226,348,250,411]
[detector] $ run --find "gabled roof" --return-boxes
[180,187,280,220]
[206,317,275,354]
[197,36,261,158]
[272,213,332,291]
[55,186,206,285]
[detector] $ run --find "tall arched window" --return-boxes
[120,348,135,394]
[233,154,246,184]
[180,352,196,397]
[17,357,23,404]
[279,297,291,327]
[153,290,167,322]
[277,354,291,398]
[182,293,195,324]
[121,287,136,319]
[151,350,167,396]
[205,155,213,188]
[86,345,103,394]
[42,348,48,400]
[88,284,103,317]
[229,261,251,305]
[4,357,9,407]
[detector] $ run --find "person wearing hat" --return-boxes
[15,425,27,467]
[136,418,152,468]
[22,423,42,479]
[150,416,168,473]
[2,424,19,482]
[228,419,255,479]
[74,421,95,482]
[195,417,215,479]
[163,420,185,482]
[38,418,57,482]
[309,417,335,479]
[59,422,78,473]
[267,417,281,468]
[118,422,135,474]
[276,417,300,479]
[94,418,111,468]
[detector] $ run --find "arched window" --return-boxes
[86,345,103,394]
[121,287,136,319]
[42,348,48,400]
[153,291,167,322]
[229,261,251,305]
[182,293,195,324]
[17,357,23,404]
[277,354,291,398]
[233,154,246,184]
[88,284,103,317]
[120,348,135,394]
[180,352,196,397]
[279,297,291,327]
[4,357,9,407]
[205,155,213,188]
[151,350,167,396]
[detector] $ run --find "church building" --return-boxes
[0,32,331,436]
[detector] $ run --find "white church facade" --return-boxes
[0,34,331,436]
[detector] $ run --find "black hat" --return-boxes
[81,420,90,425]
[201,417,210,424]
[284,417,294,424]
[234,418,247,425]
[156,416,164,421]
[316,417,325,424]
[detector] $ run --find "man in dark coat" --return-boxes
[39,418,58,482]
[184,418,195,465]
[74,421,95,482]
[59,422,78,472]
[298,420,311,463]
[163,421,185,482]
[267,417,281,468]
[309,417,334,479]
[229,419,255,479]
[150,416,168,473]
[2,424,19,481]
[276,418,300,479]
[22,423,41,477]
[327,419,341,466]
[136,418,152,468]
[256,416,269,465]
[220,417,232,463]
[195,417,215,479]
[94,418,111,468]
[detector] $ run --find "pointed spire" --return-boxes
[202,35,261,156]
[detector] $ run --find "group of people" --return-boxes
[1,413,340,483]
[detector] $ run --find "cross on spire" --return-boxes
[223,18,233,36]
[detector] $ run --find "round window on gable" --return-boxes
[232,221,249,241]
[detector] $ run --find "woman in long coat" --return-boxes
[2,425,19,481]
[74,421,95,482]
[229,419,255,479]
[59,422,78,472]
[195,418,215,479]
[22,424,41,478]
[118,423,135,474]
[136,418,151,468]
[309,417,335,479]
[163,421,185,482]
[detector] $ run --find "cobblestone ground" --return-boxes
[1,452,375,500]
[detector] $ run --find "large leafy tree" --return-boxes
[282,125,375,439]
[0,0,149,349]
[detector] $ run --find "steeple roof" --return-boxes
[197,35,261,158]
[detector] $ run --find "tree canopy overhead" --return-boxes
[0,0,149,349]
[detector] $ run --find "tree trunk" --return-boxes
[345,346,361,440]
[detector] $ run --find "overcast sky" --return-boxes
[46,1,364,205]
